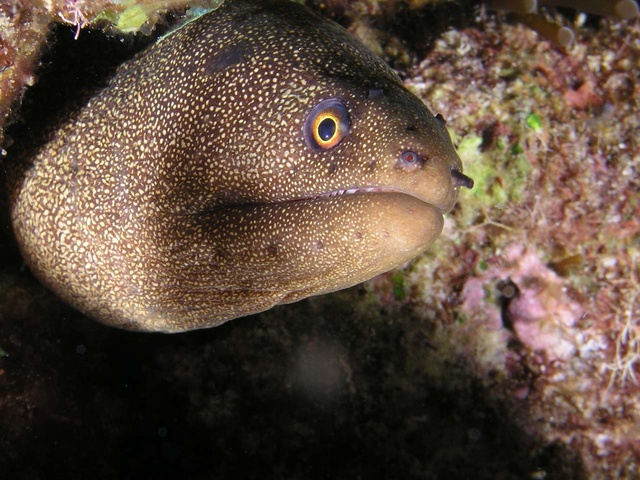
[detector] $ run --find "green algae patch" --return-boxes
[93,1,157,33]
[391,273,406,301]
[113,4,150,32]
[455,134,532,226]
[525,112,544,133]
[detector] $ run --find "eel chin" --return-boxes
[147,191,446,331]
[270,191,446,302]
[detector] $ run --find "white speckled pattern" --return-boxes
[8,0,465,332]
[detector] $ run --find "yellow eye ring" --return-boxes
[304,99,350,150]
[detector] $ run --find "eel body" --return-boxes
[8,0,471,332]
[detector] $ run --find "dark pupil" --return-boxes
[318,118,337,141]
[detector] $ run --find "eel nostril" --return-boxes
[451,168,474,189]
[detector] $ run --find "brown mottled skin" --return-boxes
[7,0,471,332]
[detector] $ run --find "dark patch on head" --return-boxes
[406,125,418,132]
[205,43,251,75]
[368,88,385,100]
[266,243,279,257]
[328,162,337,174]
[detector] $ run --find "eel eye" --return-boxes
[304,99,350,150]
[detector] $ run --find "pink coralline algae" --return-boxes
[463,243,583,361]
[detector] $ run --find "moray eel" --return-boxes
[7,0,472,332]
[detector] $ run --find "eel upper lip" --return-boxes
[207,168,473,214]
[200,188,443,215]
[314,187,447,214]
[315,168,473,212]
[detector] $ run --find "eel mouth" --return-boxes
[319,186,405,198]
[302,187,453,220]
[311,166,473,214]
[203,169,472,215]
[311,167,474,213]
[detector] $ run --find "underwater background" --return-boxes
[1,1,639,478]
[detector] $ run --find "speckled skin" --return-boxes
[8,0,467,332]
